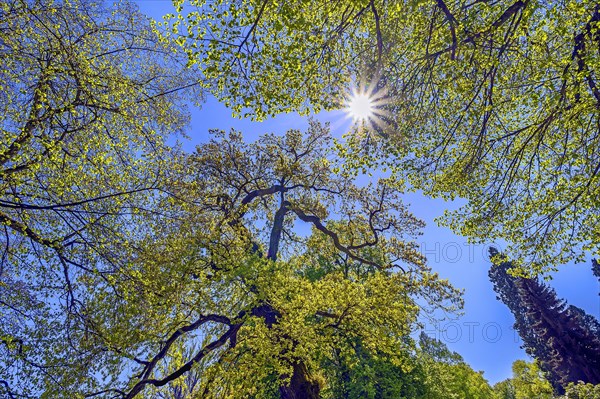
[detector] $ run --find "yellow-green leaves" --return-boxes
[0,0,202,397]
[170,0,600,273]
[564,382,600,399]
[158,122,462,398]
[493,360,554,399]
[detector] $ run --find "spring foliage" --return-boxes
[1,40,461,397]
[169,0,600,273]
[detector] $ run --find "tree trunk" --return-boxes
[279,362,320,399]
[265,199,321,398]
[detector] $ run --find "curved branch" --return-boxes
[134,314,232,385]
[0,187,156,211]
[289,205,391,271]
[436,0,457,59]
[124,323,241,399]
[0,380,18,399]
[240,184,302,205]
[0,211,60,249]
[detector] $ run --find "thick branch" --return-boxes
[436,0,457,59]
[491,0,526,29]
[370,0,384,65]
[0,188,155,211]
[240,184,301,205]
[0,212,59,249]
[0,79,46,167]
[572,6,600,103]
[425,0,528,60]
[0,380,17,399]
[140,314,231,380]
[267,200,289,261]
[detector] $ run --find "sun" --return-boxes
[346,92,374,122]
[342,81,390,130]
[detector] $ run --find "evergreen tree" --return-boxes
[489,249,600,393]
[488,248,556,386]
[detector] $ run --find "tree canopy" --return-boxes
[493,360,553,399]
[3,0,600,397]
[1,75,461,397]
[0,0,201,321]
[169,0,600,273]
[0,0,197,396]
[120,122,460,399]
[494,360,600,399]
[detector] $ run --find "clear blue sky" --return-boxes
[133,0,599,385]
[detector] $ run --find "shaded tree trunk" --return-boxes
[262,199,321,398]
[279,362,321,399]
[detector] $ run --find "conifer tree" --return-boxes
[489,249,600,393]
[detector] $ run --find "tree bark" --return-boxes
[279,362,320,399]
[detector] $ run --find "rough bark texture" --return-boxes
[279,362,321,399]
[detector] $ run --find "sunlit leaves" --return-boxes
[170,0,600,273]
[0,0,202,396]
[122,122,461,398]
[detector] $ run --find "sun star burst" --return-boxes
[347,92,374,122]
[343,81,391,130]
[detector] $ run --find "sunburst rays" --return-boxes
[343,78,391,131]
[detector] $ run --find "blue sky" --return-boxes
[134,0,599,385]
